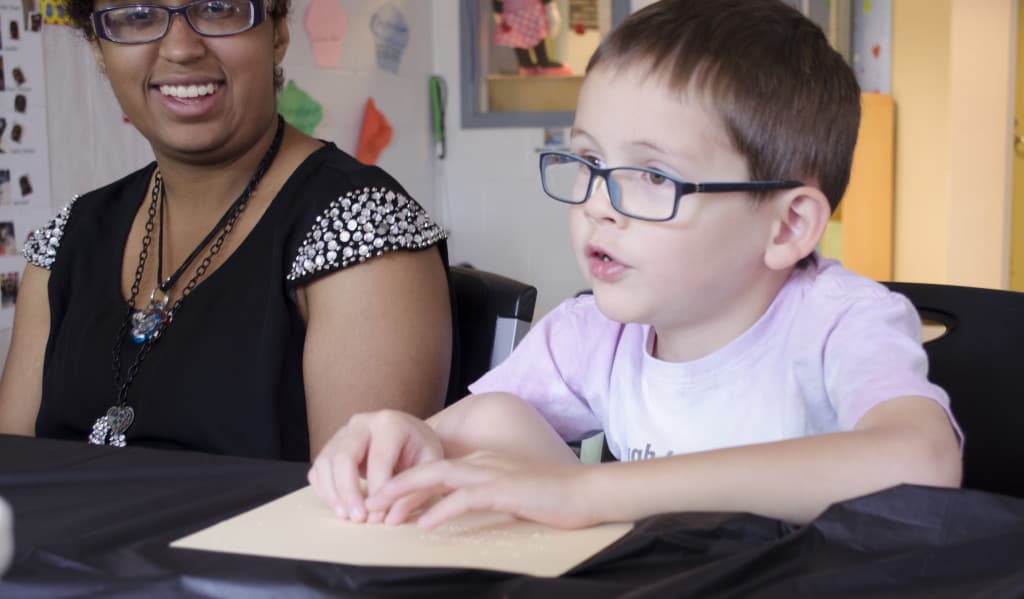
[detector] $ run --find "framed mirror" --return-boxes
[460,0,631,128]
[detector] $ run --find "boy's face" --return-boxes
[568,65,784,353]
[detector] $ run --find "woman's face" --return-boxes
[90,0,289,165]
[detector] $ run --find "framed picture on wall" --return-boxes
[460,0,630,128]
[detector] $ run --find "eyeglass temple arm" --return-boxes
[694,181,803,193]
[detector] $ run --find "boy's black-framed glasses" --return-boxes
[539,151,803,222]
[92,0,265,44]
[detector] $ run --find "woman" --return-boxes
[0,0,452,461]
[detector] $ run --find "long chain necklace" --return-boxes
[89,116,285,447]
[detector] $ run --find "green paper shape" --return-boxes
[278,80,323,135]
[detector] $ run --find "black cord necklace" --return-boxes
[89,116,285,447]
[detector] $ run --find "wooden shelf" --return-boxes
[487,74,584,113]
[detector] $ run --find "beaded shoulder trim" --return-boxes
[287,186,445,282]
[23,197,78,270]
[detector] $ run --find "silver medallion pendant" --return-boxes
[88,405,135,447]
[131,294,170,344]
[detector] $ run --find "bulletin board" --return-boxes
[0,0,54,337]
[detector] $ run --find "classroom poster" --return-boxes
[0,0,52,331]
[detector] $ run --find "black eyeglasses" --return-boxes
[92,0,264,44]
[539,151,803,222]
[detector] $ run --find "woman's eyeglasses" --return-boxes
[539,151,803,222]
[92,0,264,44]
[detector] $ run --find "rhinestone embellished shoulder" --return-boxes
[287,187,445,281]
[23,197,78,270]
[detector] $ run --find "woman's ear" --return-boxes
[763,186,831,271]
[273,18,290,65]
[90,40,107,75]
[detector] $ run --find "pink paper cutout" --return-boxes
[304,0,348,68]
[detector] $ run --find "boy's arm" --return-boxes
[582,395,960,524]
[368,394,960,527]
[431,392,580,464]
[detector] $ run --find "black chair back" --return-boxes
[446,266,537,406]
[884,282,1024,499]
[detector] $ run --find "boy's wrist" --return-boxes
[574,463,623,526]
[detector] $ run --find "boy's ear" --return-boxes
[763,186,831,271]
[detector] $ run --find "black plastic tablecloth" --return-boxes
[1,434,1023,598]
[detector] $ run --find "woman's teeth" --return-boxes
[159,83,218,99]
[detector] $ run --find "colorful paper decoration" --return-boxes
[356,98,392,165]
[304,0,348,68]
[42,0,73,25]
[277,80,323,136]
[369,4,409,74]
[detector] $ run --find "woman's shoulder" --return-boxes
[22,164,155,270]
[289,143,409,197]
[284,144,445,284]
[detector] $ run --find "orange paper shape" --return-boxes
[356,98,393,165]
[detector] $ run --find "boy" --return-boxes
[309,0,962,529]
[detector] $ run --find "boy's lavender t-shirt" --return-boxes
[469,258,959,461]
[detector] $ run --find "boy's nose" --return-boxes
[583,176,625,225]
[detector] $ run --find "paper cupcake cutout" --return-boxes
[370,4,409,74]
[304,0,348,68]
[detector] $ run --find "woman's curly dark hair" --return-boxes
[66,0,291,89]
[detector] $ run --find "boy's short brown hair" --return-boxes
[588,0,861,210]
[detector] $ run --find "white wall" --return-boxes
[431,1,587,318]
[280,0,438,216]
[43,27,153,209]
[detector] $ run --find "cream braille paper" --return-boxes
[171,486,633,577]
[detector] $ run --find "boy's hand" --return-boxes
[308,410,443,523]
[365,451,597,529]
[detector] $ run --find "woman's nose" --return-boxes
[159,14,207,62]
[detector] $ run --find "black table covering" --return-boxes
[1,434,1023,598]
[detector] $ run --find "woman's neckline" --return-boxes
[114,141,337,309]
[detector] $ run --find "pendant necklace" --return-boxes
[89,116,285,447]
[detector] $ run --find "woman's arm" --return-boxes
[0,265,50,435]
[299,247,452,457]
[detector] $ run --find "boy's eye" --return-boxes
[643,170,670,185]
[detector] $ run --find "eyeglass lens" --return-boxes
[541,154,678,221]
[98,0,255,42]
